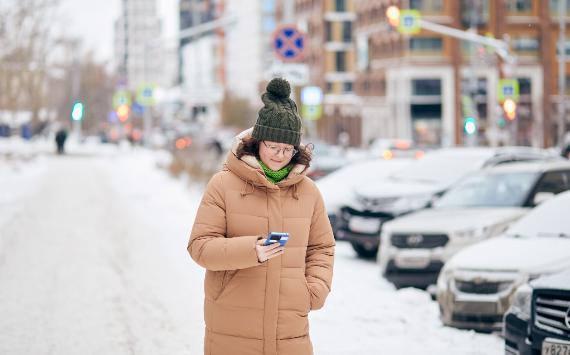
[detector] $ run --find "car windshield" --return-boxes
[434,172,539,208]
[506,191,570,238]
[388,153,490,185]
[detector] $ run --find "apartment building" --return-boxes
[354,0,568,148]
[275,0,360,145]
[114,0,163,91]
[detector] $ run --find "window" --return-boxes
[326,82,333,92]
[336,0,345,12]
[550,0,570,14]
[342,21,351,42]
[263,0,275,13]
[513,36,540,53]
[532,171,570,205]
[460,0,490,28]
[516,77,531,95]
[505,0,532,13]
[409,37,443,52]
[326,21,332,42]
[336,51,346,71]
[263,16,275,33]
[343,82,353,92]
[412,79,441,96]
[410,0,443,13]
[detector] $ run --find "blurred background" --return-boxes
[2,1,570,354]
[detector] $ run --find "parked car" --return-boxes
[306,140,349,180]
[379,160,570,291]
[338,147,563,258]
[368,138,425,159]
[316,158,413,235]
[504,267,570,355]
[435,189,570,333]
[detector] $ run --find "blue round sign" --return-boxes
[270,25,308,63]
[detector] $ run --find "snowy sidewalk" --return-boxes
[0,150,503,355]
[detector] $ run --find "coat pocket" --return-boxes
[216,270,238,300]
[302,277,313,310]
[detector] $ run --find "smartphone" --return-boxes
[264,232,290,247]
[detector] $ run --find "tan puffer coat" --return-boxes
[188,128,335,355]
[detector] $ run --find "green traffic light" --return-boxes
[464,117,476,135]
[72,102,84,121]
[497,118,505,128]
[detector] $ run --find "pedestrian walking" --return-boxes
[188,78,335,355]
[55,129,67,154]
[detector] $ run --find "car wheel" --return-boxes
[350,242,378,258]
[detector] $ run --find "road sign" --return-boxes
[265,63,309,86]
[136,83,156,106]
[113,91,132,109]
[498,79,519,103]
[301,87,323,105]
[397,10,421,34]
[302,104,322,120]
[270,25,308,63]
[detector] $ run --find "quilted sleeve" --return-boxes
[188,173,261,271]
[305,183,336,310]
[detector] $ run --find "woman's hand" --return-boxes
[255,239,285,262]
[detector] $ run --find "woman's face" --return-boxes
[258,140,294,171]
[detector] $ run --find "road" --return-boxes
[0,148,504,355]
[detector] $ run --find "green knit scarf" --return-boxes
[257,159,293,183]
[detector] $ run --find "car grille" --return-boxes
[455,280,513,294]
[341,206,392,219]
[452,313,504,324]
[391,234,449,249]
[534,293,570,336]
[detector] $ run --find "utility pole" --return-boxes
[467,0,479,147]
[71,40,81,141]
[559,0,567,150]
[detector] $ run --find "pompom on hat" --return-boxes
[252,77,302,147]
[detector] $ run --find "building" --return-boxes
[353,0,569,148]
[277,0,360,145]
[114,0,163,91]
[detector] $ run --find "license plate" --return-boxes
[542,339,570,355]
[395,249,431,269]
[348,216,381,234]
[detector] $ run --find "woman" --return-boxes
[188,78,335,355]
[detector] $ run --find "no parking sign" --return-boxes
[270,25,309,63]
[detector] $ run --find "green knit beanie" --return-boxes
[252,78,302,146]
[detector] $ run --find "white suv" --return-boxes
[378,161,570,290]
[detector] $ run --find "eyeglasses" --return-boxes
[262,141,297,158]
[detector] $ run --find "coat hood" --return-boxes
[224,128,308,189]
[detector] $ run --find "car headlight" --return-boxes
[454,226,488,239]
[510,283,533,320]
[437,266,452,291]
[392,194,432,215]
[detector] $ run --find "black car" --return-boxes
[504,268,570,355]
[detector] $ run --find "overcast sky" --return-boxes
[58,0,179,65]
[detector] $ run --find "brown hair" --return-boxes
[236,136,314,168]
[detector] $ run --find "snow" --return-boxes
[0,138,504,354]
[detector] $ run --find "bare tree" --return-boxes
[0,0,63,131]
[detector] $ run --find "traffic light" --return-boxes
[386,6,400,27]
[464,117,476,135]
[117,104,130,122]
[71,102,84,121]
[503,99,516,120]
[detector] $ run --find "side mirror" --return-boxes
[534,191,555,205]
